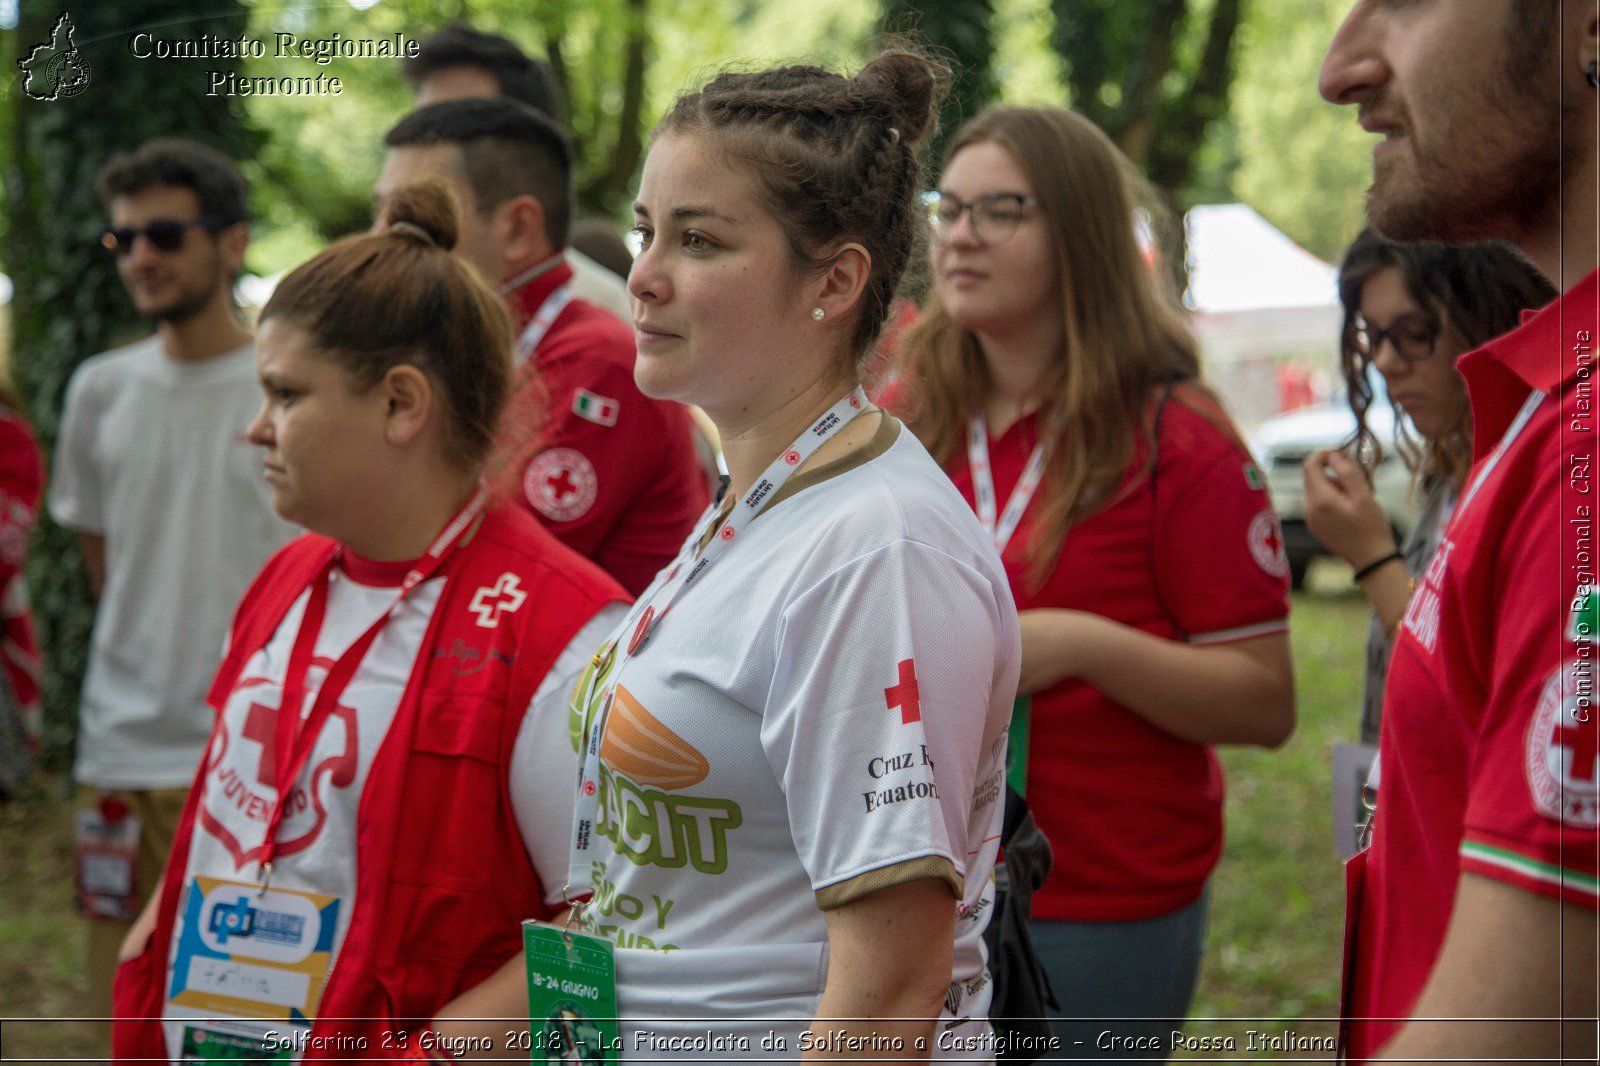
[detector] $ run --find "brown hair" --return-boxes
[1336,228,1555,491]
[896,106,1209,587]
[656,48,948,359]
[261,180,513,469]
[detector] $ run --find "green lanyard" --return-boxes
[1006,695,1031,796]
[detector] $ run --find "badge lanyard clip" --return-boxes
[563,387,872,904]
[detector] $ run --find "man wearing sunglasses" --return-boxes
[47,138,295,1041]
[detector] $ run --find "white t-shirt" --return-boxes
[48,337,297,788]
[161,557,621,1055]
[569,418,1019,1058]
[566,249,630,322]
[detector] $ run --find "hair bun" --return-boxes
[855,49,947,148]
[381,179,460,252]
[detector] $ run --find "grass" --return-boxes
[0,575,1371,1062]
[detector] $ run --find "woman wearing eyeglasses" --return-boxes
[892,106,1295,1054]
[1302,230,1555,744]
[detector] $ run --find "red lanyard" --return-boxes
[257,488,487,890]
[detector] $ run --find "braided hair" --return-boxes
[657,50,948,358]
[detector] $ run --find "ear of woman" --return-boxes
[379,362,440,450]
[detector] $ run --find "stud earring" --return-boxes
[811,307,825,321]
[1588,60,1599,89]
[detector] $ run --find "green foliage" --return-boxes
[7,0,256,764]
[1050,0,1246,197]
[1228,0,1369,260]
[881,0,997,163]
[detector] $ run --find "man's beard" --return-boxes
[147,262,228,325]
[1368,48,1570,245]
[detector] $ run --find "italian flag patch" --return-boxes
[1243,462,1266,491]
[572,389,620,427]
[1570,585,1598,645]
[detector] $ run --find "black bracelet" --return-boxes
[1353,550,1404,582]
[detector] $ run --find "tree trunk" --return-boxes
[7,0,256,764]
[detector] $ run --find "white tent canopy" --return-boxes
[1184,204,1343,425]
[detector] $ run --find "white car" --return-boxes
[1249,393,1420,588]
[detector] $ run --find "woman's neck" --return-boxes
[974,313,1062,437]
[336,468,481,562]
[714,371,863,503]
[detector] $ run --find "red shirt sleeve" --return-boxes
[513,307,709,596]
[1459,411,1599,908]
[1151,395,1291,644]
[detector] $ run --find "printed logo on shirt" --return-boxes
[524,447,599,522]
[197,687,359,870]
[0,498,32,565]
[1569,586,1598,645]
[884,659,921,725]
[1402,537,1454,654]
[470,572,527,629]
[1246,508,1289,578]
[572,388,621,427]
[583,683,744,875]
[1525,663,1599,829]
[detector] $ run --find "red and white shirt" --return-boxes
[937,387,1290,921]
[1343,269,1598,1061]
[500,258,709,596]
[0,408,42,755]
[163,547,622,1053]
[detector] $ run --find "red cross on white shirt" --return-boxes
[885,659,921,725]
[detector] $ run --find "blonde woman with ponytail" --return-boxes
[894,106,1295,1054]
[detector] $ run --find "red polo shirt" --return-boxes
[938,386,1290,921]
[499,258,709,596]
[1343,269,1599,1061]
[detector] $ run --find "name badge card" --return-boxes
[75,801,141,921]
[168,876,339,1023]
[523,921,620,1063]
[179,1021,293,1063]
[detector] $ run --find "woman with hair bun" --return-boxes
[893,106,1296,1053]
[557,50,1019,1056]
[110,181,628,1062]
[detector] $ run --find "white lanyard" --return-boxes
[513,284,575,367]
[1457,389,1545,516]
[564,386,870,904]
[967,415,1049,554]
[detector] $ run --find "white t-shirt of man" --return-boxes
[162,558,620,1056]
[566,248,630,322]
[569,418,1019,1059]
[48,337,297,789]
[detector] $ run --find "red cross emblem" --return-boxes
[1553,715,1599,785]
[1247,508,1289,578]
[242,701,280,787]
[547,468,579,502]
[885,659,921,725]
[470,572,527,628]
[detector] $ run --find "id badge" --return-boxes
[180,1022,294,1062]
[76,798,141,921]
[168,877,340,1024]
[524,921,621,1063]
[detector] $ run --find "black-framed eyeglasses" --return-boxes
[923,190,1041,247]
[99,217,224,257]
[1350,311,1440,363]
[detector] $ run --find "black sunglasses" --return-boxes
[99,217,225,257]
